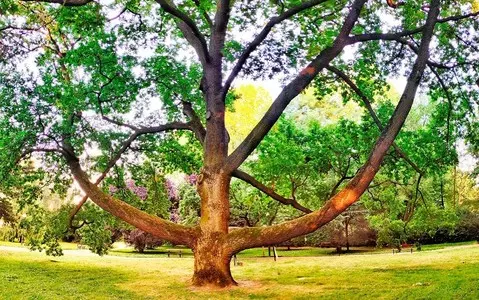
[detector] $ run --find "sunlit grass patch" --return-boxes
[1,242,478,299]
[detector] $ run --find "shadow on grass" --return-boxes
[0,256,137,300]
[110,246,194,258]
[1,249,479,299]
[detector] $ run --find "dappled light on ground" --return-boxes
[1,243,478,299]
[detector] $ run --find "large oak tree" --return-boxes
[1,0,478,287]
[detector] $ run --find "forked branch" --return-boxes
[222,0,331,97]
[178,102,312,213]
[225,0,368,173]
[226,0,440,254]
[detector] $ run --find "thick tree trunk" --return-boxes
[192,237,235,287]
[194,170,235,286]
[197,170,230,233]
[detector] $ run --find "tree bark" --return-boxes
[65,156,198,248]
[29,0,444,289]
[345,217,350,252]
[192,237,235,287]
[197,170,231,234]
[193,170,234,286]
[226,0,440,254]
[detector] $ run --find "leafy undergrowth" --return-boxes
[1,242,479,299]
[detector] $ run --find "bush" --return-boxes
[453,210,479,242]
[0,226,17,242]
[124,229,164,253]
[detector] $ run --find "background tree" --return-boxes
[124,228,164,253]
[0,198,14,224]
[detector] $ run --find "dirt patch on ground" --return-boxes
[188,280,263,292]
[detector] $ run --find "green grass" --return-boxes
[0,241,80,250]
[1,242,479,299]
[419,240,476,251]
[108,245,383,258]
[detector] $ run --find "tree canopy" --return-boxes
[0,0,478,287]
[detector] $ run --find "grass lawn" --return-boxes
[0,241,81,251]
[106,243,389,259]
[1,242,478,299]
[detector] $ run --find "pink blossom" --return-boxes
[109,185,119,194]
[126,179,136,191]
[124,179,148,200]
[134,186,148,200]
[165,179,178,200]
[186,174,198,185]
[170,209,180,223]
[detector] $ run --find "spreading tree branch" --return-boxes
[180,102,312,213]
[226,0,440,254]
[64,151,198,247]
[348,11,478,45]
[154,0,210,63]
[22,0,94,6]
[326,65,424,175]
[68,121,193,228]
[329,156,354,198]
[225,0,368,173]
[232,170,312,214]
[21,0,210,62]
[16,147,66,165]
[222,0,330,97]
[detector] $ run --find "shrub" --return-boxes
[124,229,164,253]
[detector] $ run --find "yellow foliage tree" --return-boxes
[225,85,273,151]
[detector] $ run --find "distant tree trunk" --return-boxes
[345,217,350,252]
[453,166,457,208]
[440,179,445,209]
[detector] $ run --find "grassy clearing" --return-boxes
[1,242,479,299]
[419,241,477,251]
[0,241,79,250]
[108,245,384,258]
